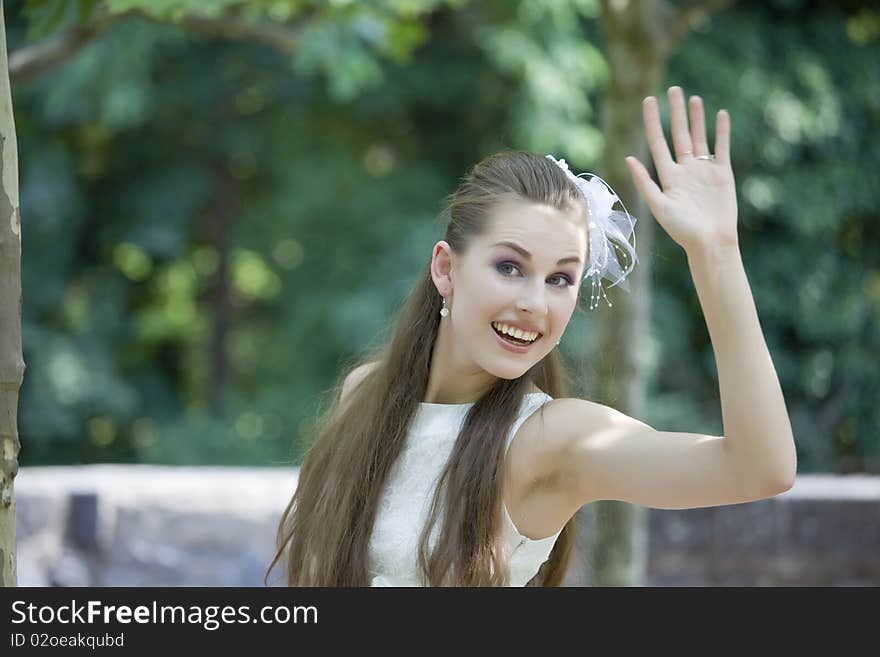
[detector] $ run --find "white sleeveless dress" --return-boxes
[368,391,562,586]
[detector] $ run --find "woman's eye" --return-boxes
[497,262,573,288]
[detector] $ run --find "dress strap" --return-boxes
[504,392,554,453]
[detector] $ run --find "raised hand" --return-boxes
[625,86,739,256]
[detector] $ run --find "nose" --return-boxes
[516,280,549,316]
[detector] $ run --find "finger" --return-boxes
[714,109,731,165]
[668,86,694,162]
[625,155,665,211]
[689,95,710,157]
[642,96,674,183]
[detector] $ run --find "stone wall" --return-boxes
[13,465,880,586]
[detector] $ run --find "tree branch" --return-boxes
[174,11,308,55]
[9,6,317,85]
[9,9,126,84]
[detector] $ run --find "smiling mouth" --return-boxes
[491,322,541,346]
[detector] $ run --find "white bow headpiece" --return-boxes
[545,155,638,310]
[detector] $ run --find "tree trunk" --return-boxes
[585,0,668,588]
[578,0,671,587]
[0,2,24,588]
[575,0,731,587]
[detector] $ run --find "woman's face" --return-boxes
[433,197,588,382]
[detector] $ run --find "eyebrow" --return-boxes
[491,241,582,266]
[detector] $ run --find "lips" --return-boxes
[491,321,542,342]
[491,323,533,345]
[491,324,541,352]
[492,320,543,336]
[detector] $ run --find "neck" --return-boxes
[423,321,497,404]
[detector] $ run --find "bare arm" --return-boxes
[687,244,797,495]
[628,86,796,495]
[548,86,795,511]
[551,244,795,510]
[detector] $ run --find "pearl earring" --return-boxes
[440,297,449,317]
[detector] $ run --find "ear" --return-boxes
[430,241,455,296]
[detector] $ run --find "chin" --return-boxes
[483,359,534,381]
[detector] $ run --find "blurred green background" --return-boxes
[7,0,879,472]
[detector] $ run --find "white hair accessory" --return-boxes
[545,155,638,310]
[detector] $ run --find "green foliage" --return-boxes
[104,0,243,20]
[7,0,879,472]
[21,0,96,40]
[662,0,880,473]
[474,0,606,163]
[292,19,386,101]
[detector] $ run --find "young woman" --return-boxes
[265,86,797,587]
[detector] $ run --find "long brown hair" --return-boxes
[266,150,588,586]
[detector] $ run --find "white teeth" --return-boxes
[492,322,539,342]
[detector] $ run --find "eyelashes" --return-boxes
[496,261,574,288]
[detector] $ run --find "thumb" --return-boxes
[625,156,665,213]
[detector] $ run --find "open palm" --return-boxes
[625,86,739,255]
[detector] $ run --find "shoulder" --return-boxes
[540,396,650,438]
[340,361,381,405]
[503,395,618,539]
[503,396,583,492]
[504,396,656,536]
[343,360,380,387]
[507,396,650,492]
[518,395,621,443]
